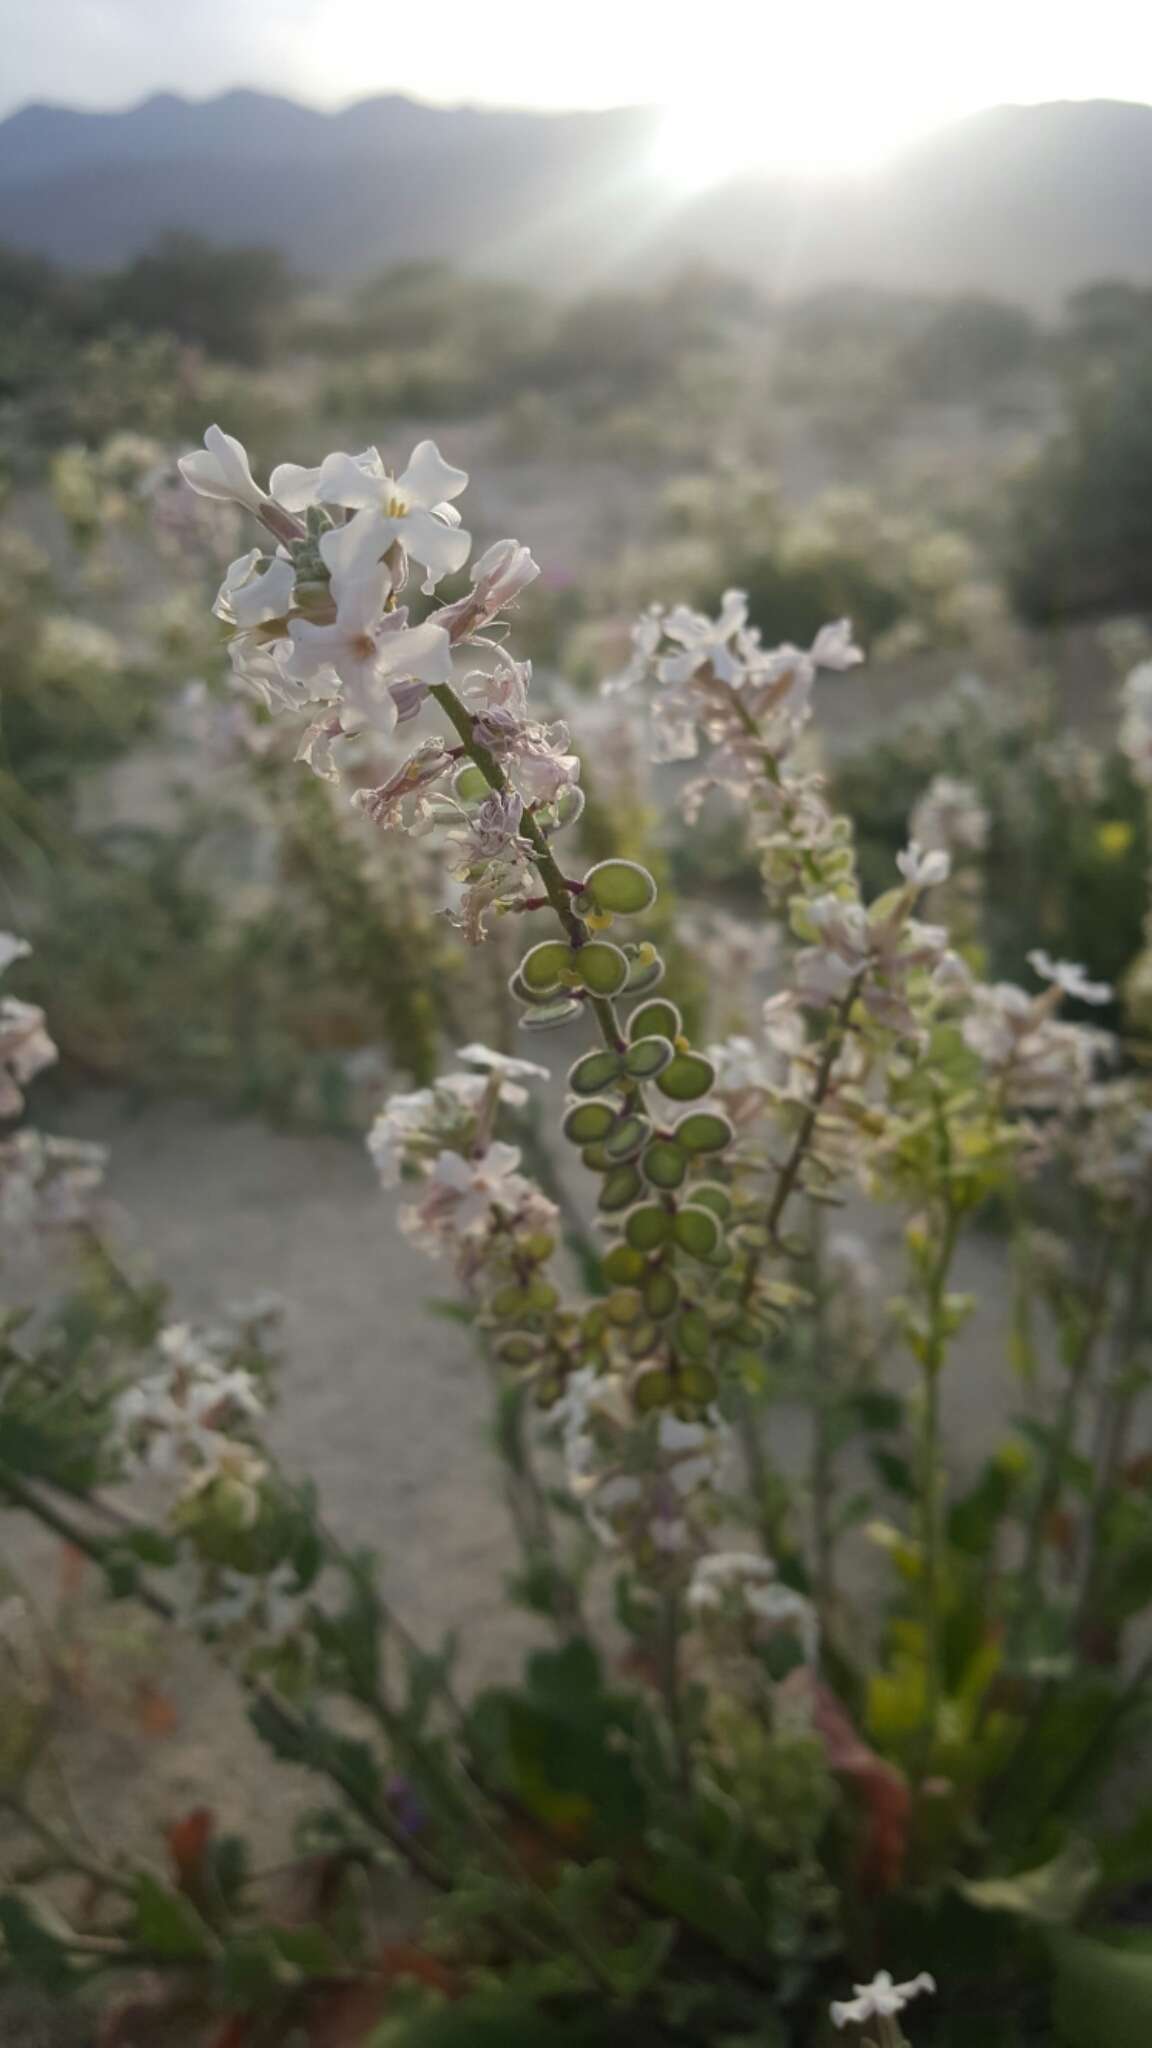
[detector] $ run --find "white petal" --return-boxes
[398,439,469,508]
[268,460,326,511]
[400,506,472,592]
[321,511,394,592]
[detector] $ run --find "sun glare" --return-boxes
[649,86,936,193]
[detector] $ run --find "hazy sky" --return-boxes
[8,1,1152,168]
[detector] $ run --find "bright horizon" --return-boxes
[8,0,1152,181]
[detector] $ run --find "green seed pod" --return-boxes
[674,1308,711,1360]
[605,1288,644,1326]
[495,1332,544,1366]
[573,941,630,996]
[582,1304,609,1342]
[526,1278,558,1312]
[582,859,658,916]
[520,997,585,1031]
[656,1053,717,1102]
[624,1204,673,1252]
[633,1363,675,1411]
[491,1283,531,1317]
[642,1140,688,1190]
[622,948,665,995]
[629,999,682,1043]
[563,1099,617,1145]
[625,1319,659,1357]
[674,1110,735,1154]
[568,1048,624,1094]
[581,1142,613,1172]
[602,1113,651,1161]
[622,1035,674,1080]
[519,940,574,993]
[453,764,489,803]
[689,1181,733,1218]
[677,1360,719,1404]
[599,1163,644,1211]
[602,1243,647,1285]
[672,1205,722,1258]
[643,1267,680,1319]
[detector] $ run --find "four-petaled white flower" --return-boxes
[178,425,268,515]
[272,440,471,593]
[287,574,451,732]
[1028,949,1112,1006]
[831,1969,936,2031]
[453,1043,549,1108]
[213,549,296,629]
[896,842,951,889]
[658,589,750,687]
[429,1142,529,1233]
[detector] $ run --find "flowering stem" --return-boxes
[761,974,863,1253]
[428,682,626,1053]
[917,1194,961,1763]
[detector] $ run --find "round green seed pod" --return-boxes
[628,999,682,1043]
[581,1141,613,1172]
[568,1048,624,1094]
[622,1035,674,1080]
[452,764,489,803]
[656,1053,717,1102]
[622,949,665,995]
[563,1099,617,1146]
[625,1319,659,1357]
[689,1181,733,1219]
[582,859,658,916]
[602,1243,646,1286]
[673,1110,735,1154]
[642,1140,688,1190]
[632,1364,675,1411]
[672,1205,722,1258]
[643,1267,680,1319]
[494,1332,544,1366]
[599,1163,644,1212]
[490,1283,530,1317]
[605,1288,644,1327]
[573,941,630,996]
[677,1360,719,1404]
[624,1204,673,1252]
[602,1114,651,1161]
[674,1308,711,1360]
[520,998,585,1031]
[520,941,573,993]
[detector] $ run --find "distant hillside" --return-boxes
[2,90,1151,304]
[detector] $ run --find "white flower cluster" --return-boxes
[114,1320,267,1510]
[367,1047,556,1267]
[688,1551,819,1662]
[0,934,57,1119]
[909,773,990,856]
[1120,660,1152,786]
[831,1968,935,2032]
[558,1365,730,1560]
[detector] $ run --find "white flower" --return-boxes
[831,1969,936,2031]
[435,539,540,640]
[659,589,750,687]
[0,934,31,977]
[1027,949,1112,1006]
[272,440,471,594]
[896,842,951,889]
[428,1142,530,1233]
[809,618,865,671]
[287,575,451,734]
[178,425,267,514]
[0,997,58,1119]
[910,774,989,855]
[213,549,295,629]
[455,1044,549,1108]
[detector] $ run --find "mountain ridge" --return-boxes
[1,89,1150,303]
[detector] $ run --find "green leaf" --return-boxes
[656,1053,716,1102]
[1053,1931,1152,2048]
[582,859,658,915]
[131,1873,214,1959]
[958,1838,1099,1925]
[520,997,584,1032]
